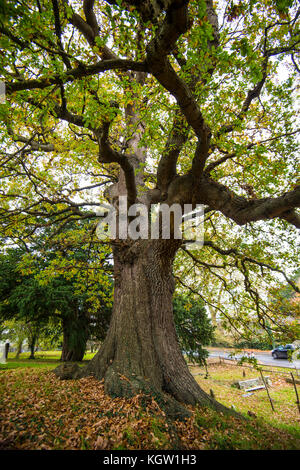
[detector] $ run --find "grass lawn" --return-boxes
[0,353,299,450]
[190,359,300,441]
[0,350,96,370]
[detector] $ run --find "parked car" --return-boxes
[271,344,295,359]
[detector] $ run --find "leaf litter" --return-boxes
[0,368,299,450]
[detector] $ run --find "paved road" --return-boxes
[209,349,296,369]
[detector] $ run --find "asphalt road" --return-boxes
[209,349,296,369]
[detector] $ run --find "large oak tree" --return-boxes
[0,0,299,417]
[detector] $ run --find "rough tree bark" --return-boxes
[55,238,237,419]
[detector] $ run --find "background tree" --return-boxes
[0,0,299,417]
[267,269,300,343]
[0,318,62,358]
[0,230,113,361]
[1,319,29,358]
[173,294,215,366]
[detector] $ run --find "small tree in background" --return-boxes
[173,295,215,366]
[0,237,113,361]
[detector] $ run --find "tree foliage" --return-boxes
[0,227,113,359]
[0,0,299,411]
[173,294,215,365]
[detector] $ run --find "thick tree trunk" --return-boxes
[66,239,233,419]
[28,336,36,360]
[55,238,240,418]
[60,311,89,362]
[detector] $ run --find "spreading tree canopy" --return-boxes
[0,0,299,418]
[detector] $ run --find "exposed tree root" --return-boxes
[53,362,243,422]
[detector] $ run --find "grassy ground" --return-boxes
[0,350,95,369]
[190,359,300,440]
[0,353,299,450]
